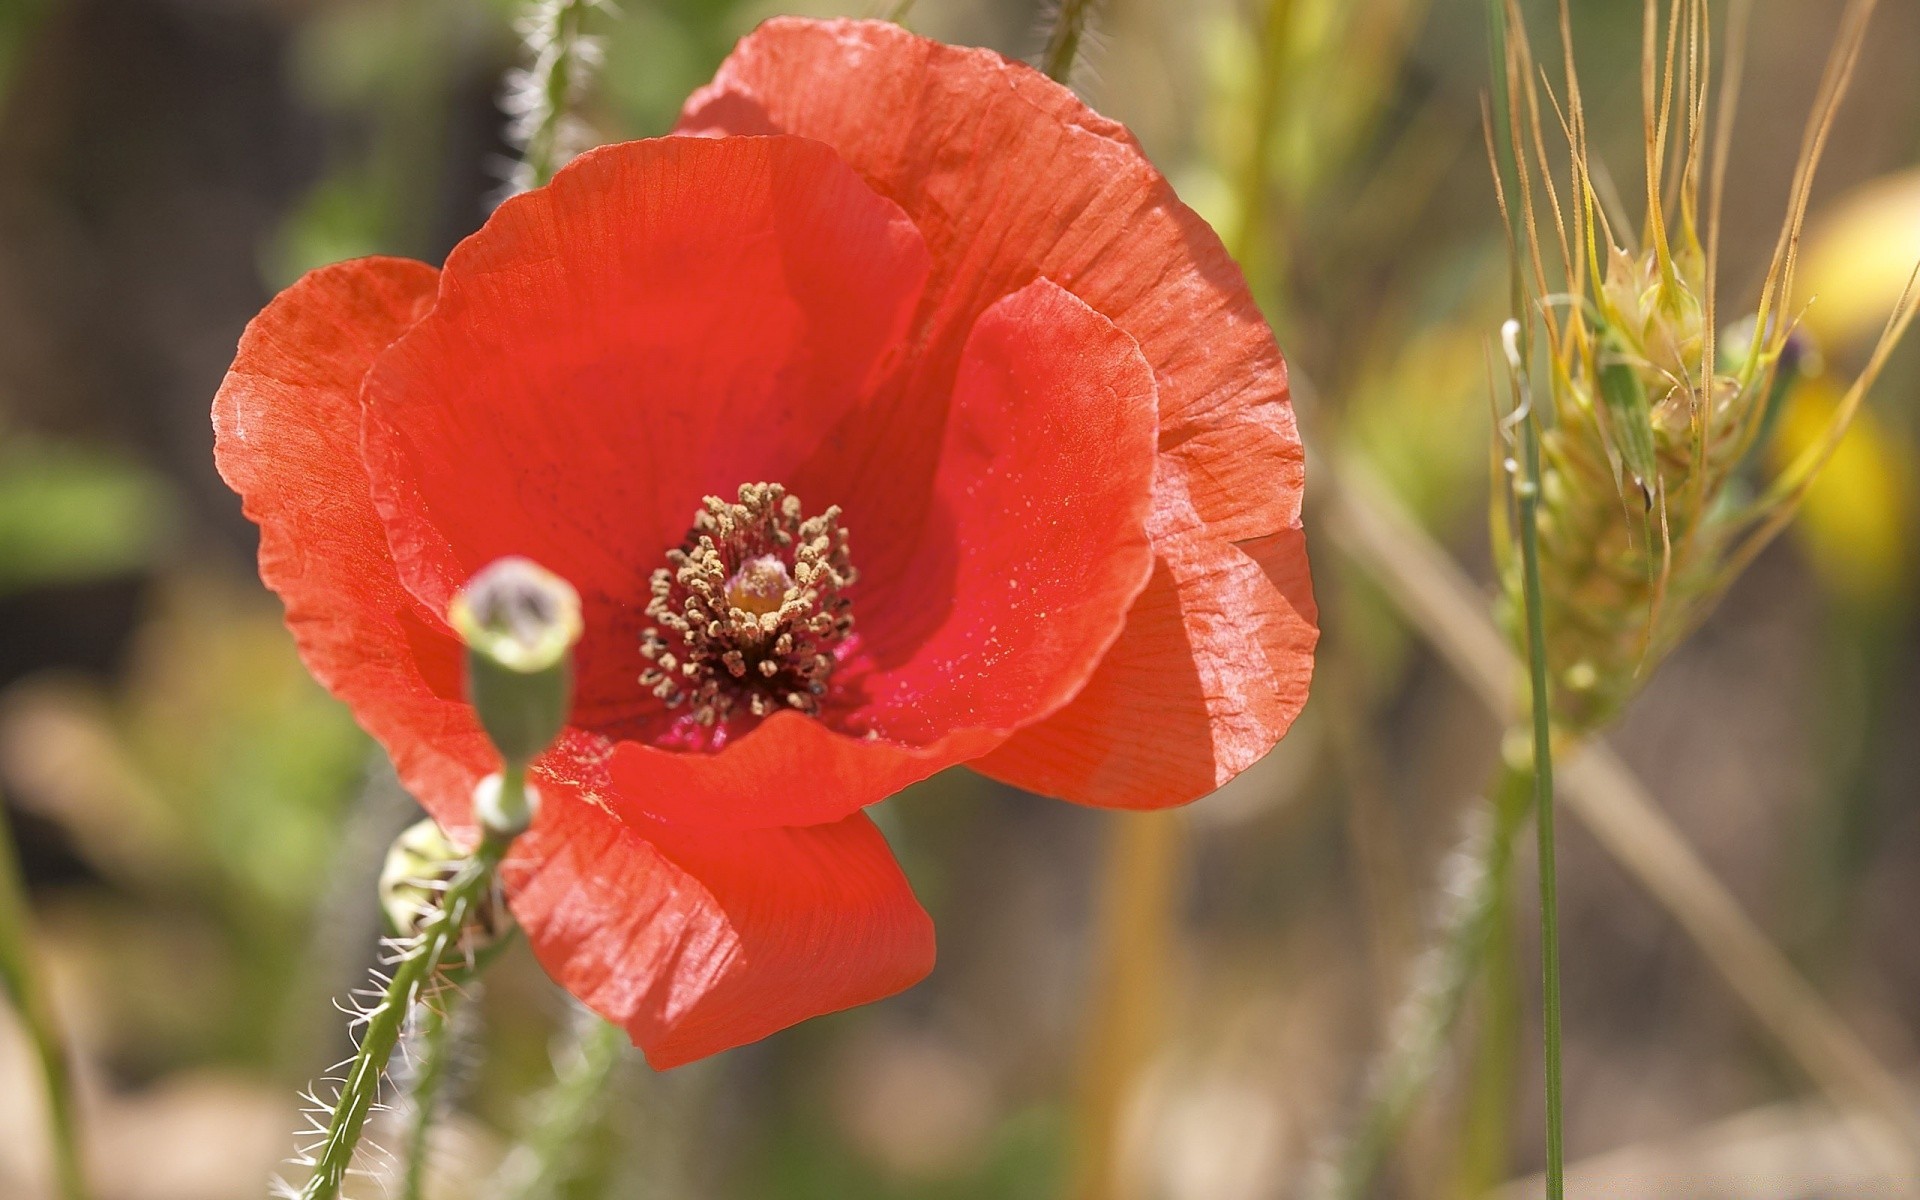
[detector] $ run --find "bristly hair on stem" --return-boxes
[501,0,613,195]
[1307,766,1531,1200]
[397,983,478,1200]
[277,828,515,1200]
[1039,0,1100,85]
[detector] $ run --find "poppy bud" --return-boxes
[378,818,508,957]
[374,814,506,963]
[448,556,582,769]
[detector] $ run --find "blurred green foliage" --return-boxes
[750,1107,1064,1200]
[0,439,175,597]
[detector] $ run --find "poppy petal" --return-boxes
[679,19,1315,807]
[504,784,934,1069]
[678,18,1303,541]
[358,135,932,729]
[211,256,495,821]
[608,278,1159,831]
[849,278,1158,745]
[974,500,1318,808]
[214,262,932,1066]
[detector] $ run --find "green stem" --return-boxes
[298,811,516,1200]
[519,0,595,190]
[1040,0,1098,84]
[487,1011,630,1200]
[400,989,460,1200]
[1485,0,1565,1189]
[1227,0,1295,299]
[1516,371,1567,1198]
[1314,763,1530,1200]
[0,792,88,1200]
[1454,865,1520,1195]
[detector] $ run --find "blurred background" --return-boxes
[0,0,1916,1196]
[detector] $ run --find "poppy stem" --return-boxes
[1309,763,1529,1200]
[295,808,518,1200]
[508,0,603,193]
[485,1007,631,1200]
[399,986,462,1200]
[1040,0,1099,84]
[0,790,89,1200]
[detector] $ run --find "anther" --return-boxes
[639,482,856,729]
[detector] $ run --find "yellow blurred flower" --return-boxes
[1771,376,1917,611]
[1798,167,1920,350]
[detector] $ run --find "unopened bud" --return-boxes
[378,818,508,956]
[449,557,581,767]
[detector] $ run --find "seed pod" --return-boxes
[448,556,582,768]
[378,818,509,960]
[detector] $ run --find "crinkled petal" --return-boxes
[211,257,492,819]
[679,18,1302,540]
[358,135,932,728]
[974,498,1317,808]
[505,751,934,1069]
[680,19,1315,806]
[214,258,932,1067]
[611,279,1159,829]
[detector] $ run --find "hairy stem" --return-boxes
[1040,0,1098,84]
[1311,765,1529,1200]
[508,0,600,193]
[400,989,461,1200]
[488,1010,631,1200]
[297,802,517,1200]
[0,793,88,1200]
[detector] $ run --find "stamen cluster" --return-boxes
[641,482,856,726]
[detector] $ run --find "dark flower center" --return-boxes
[640,482,856,726]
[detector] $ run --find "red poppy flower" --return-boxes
[213,17,1315,1067]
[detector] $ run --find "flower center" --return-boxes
[640,482,856,726]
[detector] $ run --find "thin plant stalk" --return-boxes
[1453,879,1521,1196]
[1488,0,1564,1186]
[1511,345,1566,1198]
[294,770,526,1200]
[487,1010,631,1200]
[1227,0,1297,308]
[1067,809,1184,1200]
[0,793,88,1200]
[1040,6,1188,1200]
[1312,764,1530,1200]
[400,990,461,1200]
[1323,457,1920,1185]
[1040,0,1097,84]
